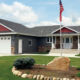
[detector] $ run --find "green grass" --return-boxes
[75,54,80,56]
[0,55,80,80]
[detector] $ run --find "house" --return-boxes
[0,19,80,55]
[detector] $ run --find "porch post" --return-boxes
[51,36,54,49]
[78,34,79,50]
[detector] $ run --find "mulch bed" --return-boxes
[19,64,80,79]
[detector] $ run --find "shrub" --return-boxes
[76,72,80,77]
[77,67,80,70]
[13,57,35,69]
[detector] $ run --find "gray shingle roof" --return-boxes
[0,19,60,36]
[69,26,80,33]
[30,25,60,36]
[0,19,80,37]
[0,19,29,33]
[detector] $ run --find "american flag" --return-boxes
[59,0,64,22]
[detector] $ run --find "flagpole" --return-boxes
[59,0,64,57]
[60,21,62,56]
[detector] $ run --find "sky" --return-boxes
[0,0,80,27]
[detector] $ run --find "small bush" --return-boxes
[77,67,80,70]
[76,72,80,77]
[13,57,35,69]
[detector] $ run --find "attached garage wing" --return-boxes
[0,36,11,54]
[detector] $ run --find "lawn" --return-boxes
[0,55,80,80]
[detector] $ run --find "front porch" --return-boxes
[50,35,80,54]
[52,36,79,49]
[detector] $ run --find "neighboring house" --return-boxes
[0,19,80,55]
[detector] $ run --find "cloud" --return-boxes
[26,21,58,28]
[0,1,80,28]
[0,2,38,24]
[57,16,80,26]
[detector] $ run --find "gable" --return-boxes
[54,27,76,34]
[0,25,11,32]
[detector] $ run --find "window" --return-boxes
[28,40,32,46]
[8,37,10,40]
[1,37,3,40]
[66,38,69,43]
[46,37,52,43]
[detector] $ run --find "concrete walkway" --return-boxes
[22,53,80,58]
[48,53,78,57]
[0,53,80,58]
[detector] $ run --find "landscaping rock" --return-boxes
[47,77,50,80]
[46,57,70,71]
[53,77,57,80]
[40,75,44,80]
[17,71,22,76]
[13,70,19,75]
[12,66,16,70]
[57,78,60,80]
[71,79,75,80]
[33,75,37,79]
[66,78,69,80]
[21,73,27,78]
[44,77,47,80]
[37,75,41,80]
[50,77,53,80]
[59,78,63,80]
[63,78,67,80]
[12,67,16,72]
[27,74,33,79]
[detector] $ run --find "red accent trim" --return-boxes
[55,27,75,33]
[0,25,11,32]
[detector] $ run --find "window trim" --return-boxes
[46,37,56,44]
[46,37,52,43]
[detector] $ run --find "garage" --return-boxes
[0,36,11,54]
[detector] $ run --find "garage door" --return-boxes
[0,36,11,54]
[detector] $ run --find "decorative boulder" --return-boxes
[46,57,70,71]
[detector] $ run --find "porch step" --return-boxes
[49,49,80,54]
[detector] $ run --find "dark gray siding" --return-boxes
[11,35,38,54]
[37,37,52,47]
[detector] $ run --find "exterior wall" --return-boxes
[11,35,38,54]
[11,35,78,54]
[37,37,51,52]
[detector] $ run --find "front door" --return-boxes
[18,39,22,53]
[63,37,72,49]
